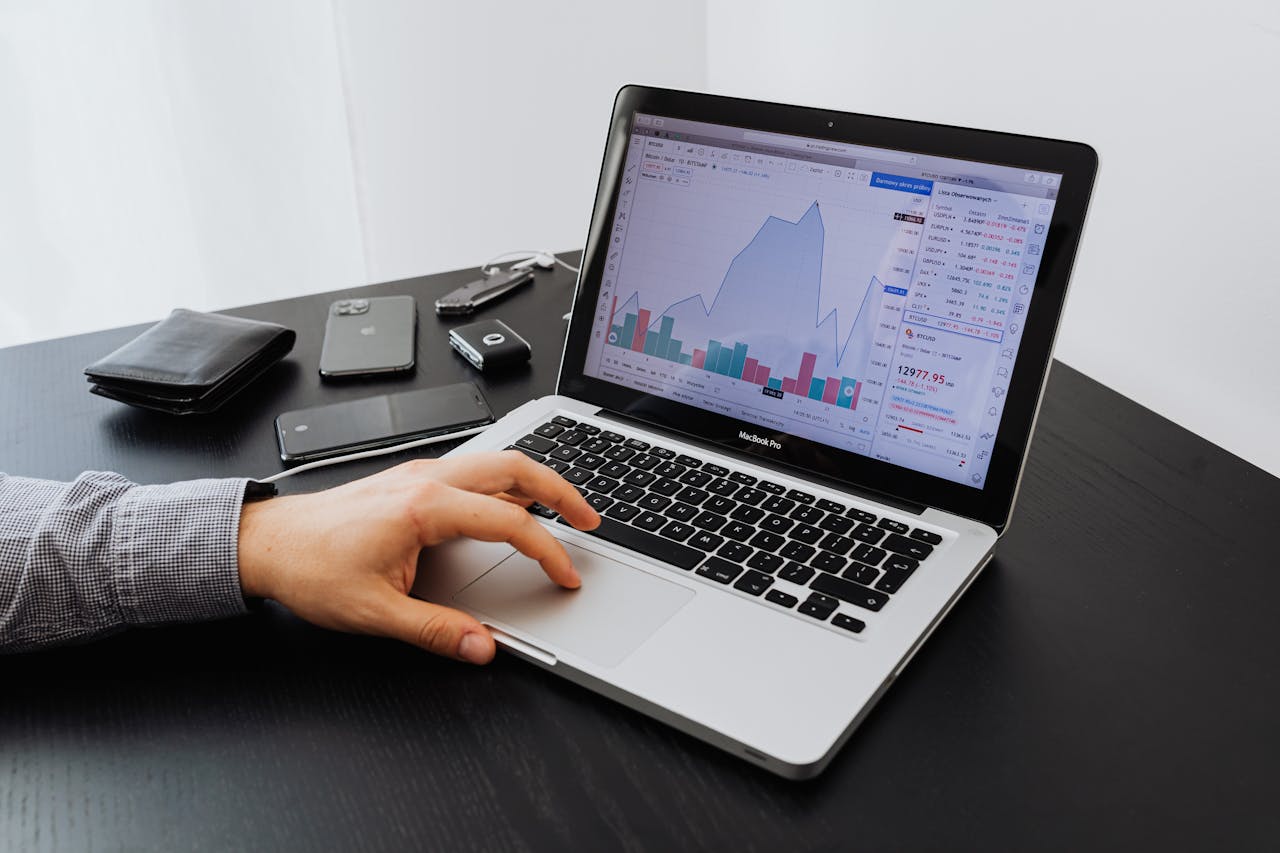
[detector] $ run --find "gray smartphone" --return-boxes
[319,295,416,378]
[275,382,494,463]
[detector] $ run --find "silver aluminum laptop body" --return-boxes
[413,87,1097,778]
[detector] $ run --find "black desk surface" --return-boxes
[3,259,1277,852]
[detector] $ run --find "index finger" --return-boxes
[427,450,600,530]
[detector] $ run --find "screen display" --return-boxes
[582,113,1062,488]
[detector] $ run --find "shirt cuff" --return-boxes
[113,478,252,626]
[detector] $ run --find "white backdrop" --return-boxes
[2,1,1277,477]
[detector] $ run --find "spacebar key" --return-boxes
[559,516,703,570]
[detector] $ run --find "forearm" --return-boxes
[0,472,251,653]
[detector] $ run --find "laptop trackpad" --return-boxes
[453,541,695,669]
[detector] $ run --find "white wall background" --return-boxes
[2,1,1277,477]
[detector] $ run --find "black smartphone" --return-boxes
[319,295,416,378]
[275,382,493,463]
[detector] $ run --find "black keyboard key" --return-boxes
[791,505,824,525]
[508,445,545,463]
[563,515,702,570]
[812,552,847,573]
[851,543,886,566]
[882,533,933,560]
[761,513,794,535]
[575,454,606,470]
[576,423,602,436]
[587,476,620,494]
[665,502,698,522]
[704,496,736,515]
[623,470,657,487]
[799,596,837,621]
[878,518,910,535]
[550,445,583,462]
[679,470,713,487]
[874,569,909,594]
[717,541,753,562]
[760,495,796,515]
[748,530,784,552]
[721,521,754,542]
[655,461,686,479]
[765,589,798,608]
[582,438,611,455]
[816,498,845,514]
[746,552,784,574]
[550,415,577,427]
[779,540,815,562]
[730,504,765,524]
[818,533,854,556]
[810,574,890,612]
[612,484,644,503]
[528,503,557,519]
[779,561,815,584]
[543,459,571,474]
[734,487,766,505]
[675,454,702,468]
[884,553,919,574]
[563,467,593,486]
[843,563,879,585]
[534,422,566,439]
[604,445,636,462]
[702,463,728,477]
[733,569,774,596]
[910,528,943,546]
[757,480,785,494]
[729,471,757,485]
[630,453,660,470]
[638,493,672,512]
[846,508,877,524]
[688,531,724,551]
[692,511,728,532]
[650,477,682,497]
[632,511,667,532]
[790,524,824,545]
[600,430,625,443]
[707,478,738,496]
[660,521,695,542]
[599,462,631,480]
[696,556,742,584]
[832,613,866,634]
[818,514,854,535]
[850,523,886,544]
[558,430,588,446]
[624,438,650,451]
[606,502,641,522]
[786,489,815,504]
[585,494,614,512]
[648,446,676,459]
[675,486,709,506]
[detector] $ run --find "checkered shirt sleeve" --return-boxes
[0,471,251,653]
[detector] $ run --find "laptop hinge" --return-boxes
[594,410,928,516]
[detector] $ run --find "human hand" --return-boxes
[236,451,600,664]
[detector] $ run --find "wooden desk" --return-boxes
[3,259,1277,850]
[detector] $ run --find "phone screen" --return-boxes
[276,383,493,462]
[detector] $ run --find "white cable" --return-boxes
[256,424,492,484]
[479,249,580,277]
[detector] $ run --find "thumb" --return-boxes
[376,590,496,664]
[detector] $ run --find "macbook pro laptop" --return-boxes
[412,86,1097,778]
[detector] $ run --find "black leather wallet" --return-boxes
[84,309,296,415]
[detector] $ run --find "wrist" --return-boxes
[237,494,286,600]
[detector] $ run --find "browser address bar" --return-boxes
[741,130,918,165]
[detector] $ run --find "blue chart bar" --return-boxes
[644,331,658,356]
[729,343,748,379]
[656,316,674,358]
[620,314,637,352]
[808,378,825,400]
[707,340,723,371]
[666,338,682,360]
[838,377,859,408]
[610,324,623,344]
[767,377,782,390]
[678,353,692,365]
[716,347,734,375]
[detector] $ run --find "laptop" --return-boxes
[412,86,1097,778]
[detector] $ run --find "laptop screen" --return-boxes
[581,113,1062,489]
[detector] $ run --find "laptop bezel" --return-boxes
[558,85,1097,532]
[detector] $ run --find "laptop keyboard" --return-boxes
[508,415,944,637]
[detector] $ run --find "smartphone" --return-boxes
[319,295,416,378]
[275,382,493,463]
